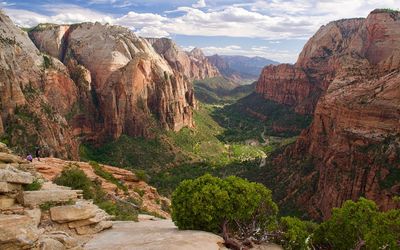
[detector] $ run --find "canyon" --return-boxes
[256,9,400,219]
[0,12,207,159]
[0,6,399,225]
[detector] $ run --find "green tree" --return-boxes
[278,216,317,250]
[171,174,278,248]
[313,198,400,249]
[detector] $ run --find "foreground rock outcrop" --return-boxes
[257,9,400,219]
[147,38,220,81]
[85,220,226,250]
[0,143,112,249]
[33,158,171,219]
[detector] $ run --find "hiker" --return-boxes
[26,154,33,162]
[35,147,41,161]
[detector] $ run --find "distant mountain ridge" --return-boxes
[207,54,279,84]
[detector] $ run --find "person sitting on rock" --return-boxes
[26,154,33,162]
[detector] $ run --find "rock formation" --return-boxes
[29,23,195,142]
[0,142,113,249]
[258,9,400,219]
[33,158,171,219]
[147,38,220,80]
[0,12,79,159]
[0,12,196,158]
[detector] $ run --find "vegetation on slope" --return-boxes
[80,88,312,201]
[193,77,254,104]
[172,175,400,249]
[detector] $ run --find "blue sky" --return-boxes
[1,0,398,63]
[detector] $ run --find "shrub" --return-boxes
[133,187,145,197]
[54,164,139,221]
[89,161,128,192]
[54,164,94,199]
[42,55,53,69]
[171,174,278,244]
[24,179,42,191]
[134,169,149,182]
[278,216,317,250]
[312,198,400,249]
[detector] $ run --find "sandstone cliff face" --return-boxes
[260,10,400,219]
[256,18,365,114]
[147,38,220,80]
[0,13,79,159]
[29,23,195,141]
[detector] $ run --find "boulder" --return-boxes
[19,190,79,207]
[25,208,41,226]
[0,143,12,154]
[0,182,22,193]
[50,201,98,223]
[40,231,78,249]
[0,165,34,184]
[0,196,15,209]
[38,238,65,250]
[0,214,39,247]
[0,153,25,164]
[75,220,113,235]
[68,209,111,229]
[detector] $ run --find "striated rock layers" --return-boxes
[0,13,79,159]
[29,23,195,142]
[259,10,400,220]
[147,38,220,80]
[0,11,195,158]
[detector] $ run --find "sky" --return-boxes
[1,0,398,63]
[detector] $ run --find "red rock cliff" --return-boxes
[0,13,79,159]
[260,10,400,220]
[29,23,195,141]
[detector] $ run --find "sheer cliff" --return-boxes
[0,13,195,158]
[257,9,400,220]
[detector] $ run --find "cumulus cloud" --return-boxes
[2,0,399,62]
[4,0,398,39]
[192,0,206,8]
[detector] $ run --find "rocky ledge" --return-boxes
[0,143,113,249]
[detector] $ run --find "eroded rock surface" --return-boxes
[147,38,220,81]
[258,9,400,219]
[29,23,195,142]
[84,220,226,250]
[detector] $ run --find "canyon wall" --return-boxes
[0,13,79,159]
[147,38,220,81]
[0,13,195,158]
[258,9,400,219]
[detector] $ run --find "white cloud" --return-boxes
[136,26,170,38]
[192,0,206,8]
[5,4,114,27]
[3,0,399,62]
[0,1,15,7]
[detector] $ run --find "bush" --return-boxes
[134,169,149,182]
[312,198,400,249]
[24,179,42,191]
[278,216,317,250]
[54,164,94,199]
[89,161,128,192]
[171,174,278,243]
